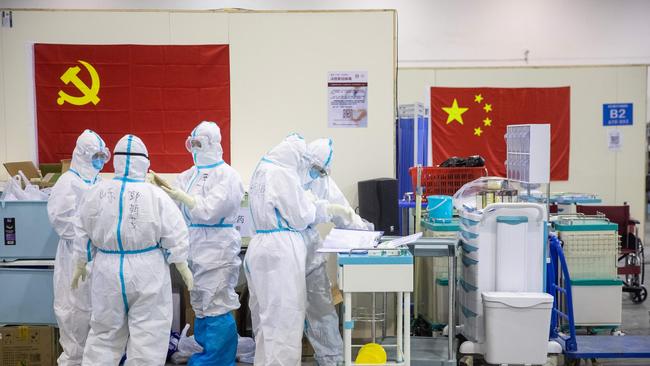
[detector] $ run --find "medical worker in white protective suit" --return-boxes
[301,138,371,366]
[70,134,194,366]
[244,134,355,366]
[47,129,109,366]
[158,121,244,366]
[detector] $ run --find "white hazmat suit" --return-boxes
[47,129,108,366]
[72,134,192,366]
[244,134,331,366]
[302,139,369,366]
[168,121,244,366]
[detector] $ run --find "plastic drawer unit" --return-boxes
[338,253,413,293]
[0,201,58,260]
[0,261,56,324]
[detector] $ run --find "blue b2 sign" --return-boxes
[603,103,633,126]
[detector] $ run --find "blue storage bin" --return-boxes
[0,265,56,324]
[0,201,58,260]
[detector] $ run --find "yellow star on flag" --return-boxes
[474,94,483,103]
[483,103,492,113]
[483,117,492,127]
[442,98,468,125]
[474,127,483,137]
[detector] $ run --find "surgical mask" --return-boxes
[91,150,110,171]
[92,157,105,170]
[309,165,327,180]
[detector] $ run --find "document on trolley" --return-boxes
[318,228,383,253]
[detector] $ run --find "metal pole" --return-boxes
[413,166,422,323]
[382,292,387,339]
[344,292,352,365]
[397,291,403,363]
[371,292,376,343]
[448,249,456,362]
[404,292,411,365]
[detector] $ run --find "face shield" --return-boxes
[185,135,210,153]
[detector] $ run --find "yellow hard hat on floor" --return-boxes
[355,343,387,364]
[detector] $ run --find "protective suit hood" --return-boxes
[113,135,149,181]
[263,133,307,171]
[70,129,107,181]
[190,121,223,167]
[302,138,333,187]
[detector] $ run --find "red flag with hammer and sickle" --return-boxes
[34,44,231,172]
[430,87,570,180]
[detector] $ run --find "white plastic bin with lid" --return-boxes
[482,292,553,365]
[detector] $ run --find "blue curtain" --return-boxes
[396,104,429,199]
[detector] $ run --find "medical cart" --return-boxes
[0,200,59,325]
[554,217,622,328]
[338,236,458,366]
[417,219,458,328]
[338,251,413,365]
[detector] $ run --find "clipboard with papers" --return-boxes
[317,228,384,253]
[317,229,422,253]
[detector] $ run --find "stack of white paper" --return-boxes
[318,229,383,253]
[378,232,422,249]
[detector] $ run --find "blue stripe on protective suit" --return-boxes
[323,138,333,168]
[69,168,97,185]
[189,217,233,228]
[196,161,224,170]
[113,177,145,183]
[86,240,92,262]
[115,135,133,313]
[254,208,296,234]
[97,244,160,255]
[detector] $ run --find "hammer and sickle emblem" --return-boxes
[57,60,101,106]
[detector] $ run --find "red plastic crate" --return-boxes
[409,166,488,197]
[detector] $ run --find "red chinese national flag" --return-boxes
[34,44,231,172]
[430,87,570,180]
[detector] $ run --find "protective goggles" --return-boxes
[91,148,111,163]
[309,165,328,179]
[185,135,210,153]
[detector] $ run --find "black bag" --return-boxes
[440,156,466,167]
[465,155,485,167]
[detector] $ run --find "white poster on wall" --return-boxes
[608,129,622,151]
[328,71,368,128]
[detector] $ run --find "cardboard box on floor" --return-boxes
[2,161,62,188]
[0,325,57,366]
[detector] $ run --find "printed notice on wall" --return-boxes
[328,71,368,128]
[608,129,622,151]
